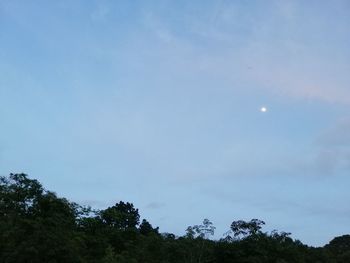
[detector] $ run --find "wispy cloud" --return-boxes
[145,202,166,210]
[314,118,350,173]
[139,1,350,104]
[90,4,110,21]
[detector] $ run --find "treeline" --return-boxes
[0,173,349,262]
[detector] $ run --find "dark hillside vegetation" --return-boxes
[0,173,348,262]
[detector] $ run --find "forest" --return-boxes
[1,173,349,262]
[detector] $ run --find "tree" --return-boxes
[0,173,84,262]
[0,173,43,217]
[326,235,350,260]
[185,219,216,263]
[186,218,216,239]
[230,219,265,239]
[99,201,140,257]
[0,173,345,262]
[139,219,159,236]
[100,201,140,230]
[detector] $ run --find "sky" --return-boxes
[1,0,350,246]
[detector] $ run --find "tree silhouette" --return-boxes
[230,219,265,239]
[0,173,347,262]
[100,201,140,230]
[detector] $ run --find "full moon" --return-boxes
[260,107,267,112]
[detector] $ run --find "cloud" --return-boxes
[145,202,166,210]
[317,118,350,147]
[241,45,350,104]
[288,118,350,177]
[90,4,110,21]
[140,1,350,105]
[313,118,350,173]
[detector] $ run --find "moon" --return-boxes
[260,107,267,112]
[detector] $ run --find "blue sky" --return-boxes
[1,0,350,246]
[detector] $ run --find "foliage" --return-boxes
[230,219,265,239]
[0,174,347,262]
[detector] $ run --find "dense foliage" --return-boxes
[0,174,348,262]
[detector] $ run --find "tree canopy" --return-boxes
[0,173,347,262]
